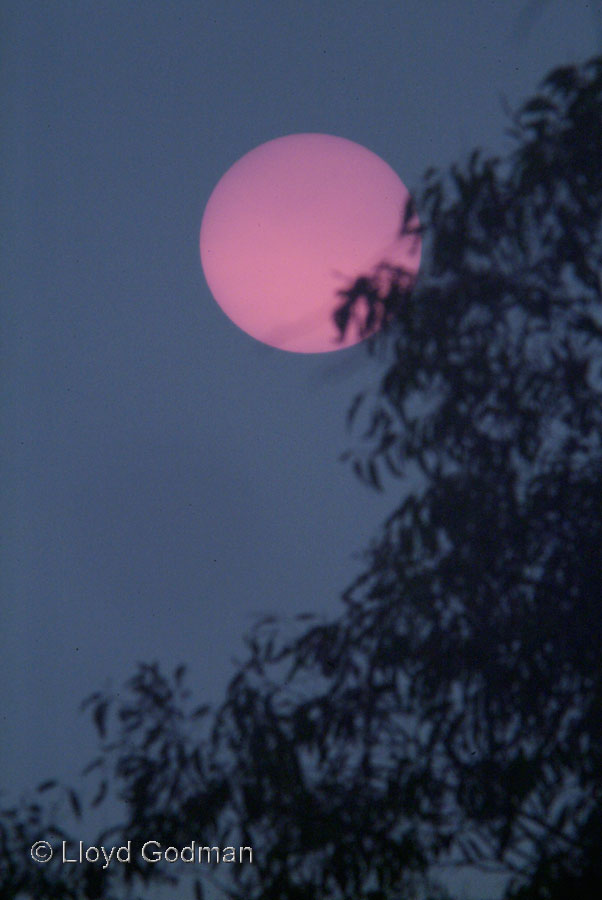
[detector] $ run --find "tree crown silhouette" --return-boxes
[2,54,601,900]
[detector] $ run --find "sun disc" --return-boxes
[200,133,420,353]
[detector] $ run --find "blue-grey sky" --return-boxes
[1,2,599,897]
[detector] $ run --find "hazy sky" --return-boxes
[1,2,599,898]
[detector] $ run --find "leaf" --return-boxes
[346,392,364,429]
[368,460,383,492]
[521,96,556,116]
[543,64,578,94]
[93,699,108,738]
[67,788,82,820]
[174,664,187,684]
[91,780,108,808]
[37,779,58,793]
[81,757,103,776]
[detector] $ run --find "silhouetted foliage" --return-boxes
[2,54,601,900]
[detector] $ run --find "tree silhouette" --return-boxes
[2,54,601,900]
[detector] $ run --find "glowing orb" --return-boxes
[199,133,420,353]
